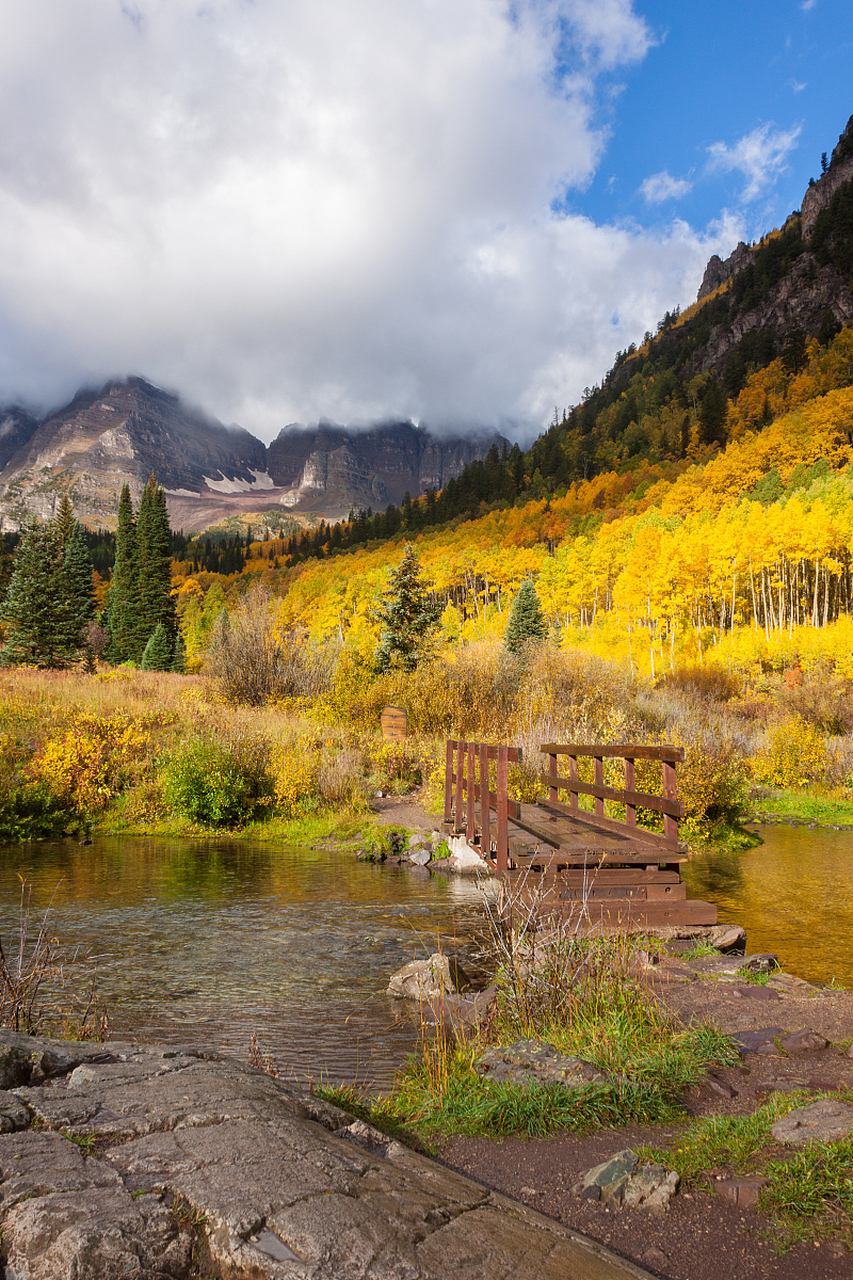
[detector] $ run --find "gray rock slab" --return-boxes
[0,1032,653,1280]
[771,1098,853,1146]
[0,1129,192,1280]
[688,953,779,978]
[475,1039,606,1088]
[573,1151,637,1206]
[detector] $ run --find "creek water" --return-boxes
[682,823,853,987]
[2,825,851,1087]
[0,836,493,1089]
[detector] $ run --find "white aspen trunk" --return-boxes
[670,621,676,672]
[749,560,759,631]
[760,569,771,642]
[812,557,820,626]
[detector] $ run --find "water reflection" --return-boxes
[0,837,490,1089]
[682,824,853,986]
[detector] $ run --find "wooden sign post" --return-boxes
[380,706,408,740]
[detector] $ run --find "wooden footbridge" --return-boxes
[442,738,717,929]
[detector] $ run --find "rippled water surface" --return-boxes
[682,823,853,986]
[0,837,492,1088]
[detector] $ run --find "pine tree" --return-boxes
[171,630,186,673]
[504,579,547,655]
[1,523,80,668]
[373,543,441,673]
[55,494,76,546]
[107,483,141,662]
[136,474,175,652]
[140,622,174,671]
[63,522,95,641]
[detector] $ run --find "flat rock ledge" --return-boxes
[0,1031,655,1280]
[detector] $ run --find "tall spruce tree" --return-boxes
[107,483,141,662]
[136,473,175,651]
[63,521,96,642]
[54,493,76,545]
[1,522,81,668]
[504,579,547,655]
[373,543,440,673]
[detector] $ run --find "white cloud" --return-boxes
[791,80,807,93]
[639,171,693,204]
[707,122,801,202]
[0,0,729,438]
[801,1,817,12]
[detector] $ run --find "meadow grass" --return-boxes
[748,787,853,826]
[639,1092,853,1250]
[318,931,738,1145]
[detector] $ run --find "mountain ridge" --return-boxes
[0,379,506,534]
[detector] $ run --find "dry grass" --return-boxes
[0,878,109,1039]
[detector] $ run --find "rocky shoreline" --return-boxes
[0,1029,656,1280]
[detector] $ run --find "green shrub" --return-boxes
[162,735,273,828]
[0,735,70,840]
[0,780,69,841]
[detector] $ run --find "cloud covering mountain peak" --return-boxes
[0,0,737,439]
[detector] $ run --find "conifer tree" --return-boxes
[171,630,186,674]
[55,493,76,546]
[107,483,141,662]
[1,523,80,667]
[63,522,95,640]
[140,622,174,671]
[373,543,441,673]
[136,474,175,650]
[504,579,547,655]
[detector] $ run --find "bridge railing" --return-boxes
[538,742,685,852]
[443,738,523,873]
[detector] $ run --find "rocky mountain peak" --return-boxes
[802,115,853,239]
[0,380,507,534]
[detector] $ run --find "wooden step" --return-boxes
[552,882,688,902]
[535,898,718,927]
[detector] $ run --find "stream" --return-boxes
[0,823,850,1087]
[0,836,491,1089]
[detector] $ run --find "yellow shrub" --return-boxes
[368,739,426,792]
[269,741,321,818]
[668,732,750,830]
[752,716,828,788]
[28,713,152,816]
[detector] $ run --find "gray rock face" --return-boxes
[475,1039,606,1088]
[574,1152,679,1213]
[0,1031,653,1280]
[267,420,508,510]
[770,1099,853,1146]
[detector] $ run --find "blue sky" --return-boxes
[574,0,851,237]
[0,0,849,440]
